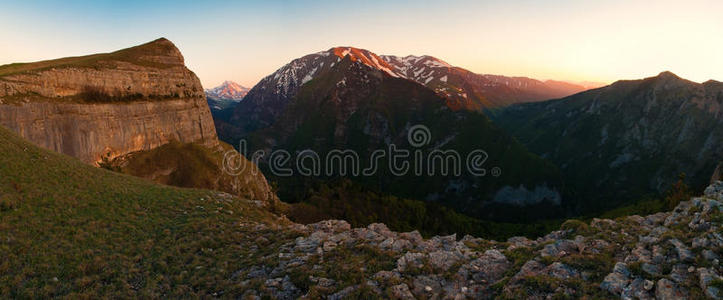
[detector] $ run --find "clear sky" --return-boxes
[1,0,722,88]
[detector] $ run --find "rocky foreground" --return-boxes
[233,182,723,299]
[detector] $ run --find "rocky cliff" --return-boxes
[0,38,217,164]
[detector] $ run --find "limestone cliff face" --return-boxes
[0,38,218,164]
[0,99,216,164]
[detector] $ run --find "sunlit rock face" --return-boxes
[0,38,218,164]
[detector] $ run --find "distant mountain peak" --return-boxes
[205,80,249,101]
[647,71,701,89]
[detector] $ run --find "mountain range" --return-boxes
[493,71,723,213]
[215,46,722,225]
[218,46,589,142]
[379,52,589,110]
[218,47,585,225]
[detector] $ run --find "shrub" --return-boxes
[711,279,723,290]
[627,261,644,277]
[560,219,589,235]
[664,173,691,210]
[81,85,145,103]
[81,85,109,102]
[0,194,18,211]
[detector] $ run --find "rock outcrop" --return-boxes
[0,38,217,164]
[234,182,723,299]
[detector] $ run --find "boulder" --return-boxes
[698,268,722,299]
[669,239,695,262]
[655,278,687,300]
[397,252,426,272]
[704,181,723,201]
[601,263,631,295]
[622,278,653,300]
[390,283,416,300]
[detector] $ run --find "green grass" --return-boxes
[0,125,286,297]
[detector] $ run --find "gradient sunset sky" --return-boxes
[1,0,722,88]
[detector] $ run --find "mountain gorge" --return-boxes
[494,71,723,213]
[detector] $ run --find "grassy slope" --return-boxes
[0,125,292,297]
[0,38,177,77]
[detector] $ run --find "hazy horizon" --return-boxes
[2,0,722,88]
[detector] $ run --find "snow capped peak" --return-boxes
[205,80,250,101]
[260,47,463,97]
[220,80,245,90]
[327,47,404,78]
[329,46,353,58]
